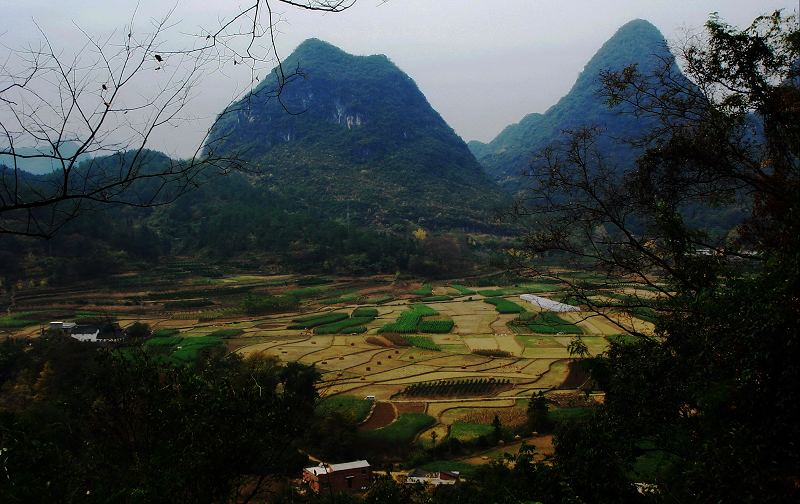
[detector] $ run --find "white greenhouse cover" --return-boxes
[520,294,580,312]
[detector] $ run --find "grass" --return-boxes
[450,284,476,295]
[316,395,372,424]
[288,312,349,329]
[403,335,441,351]
[410,283,433,296]
[449,421,495,442]
[484,298,525,314]
[418,319,454,333]
[362,413,435,444]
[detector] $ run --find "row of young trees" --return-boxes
[401,378,511,398]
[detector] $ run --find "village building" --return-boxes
[303,460,371,493]
[50,321,125,342]
[405,468,460,486]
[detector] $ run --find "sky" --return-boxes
[1,0,797,157]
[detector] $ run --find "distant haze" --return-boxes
[1,0,795,158]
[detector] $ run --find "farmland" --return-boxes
[0,266,657,466]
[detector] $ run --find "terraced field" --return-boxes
[2,271,657,458]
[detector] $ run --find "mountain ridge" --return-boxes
[470,19,677,188]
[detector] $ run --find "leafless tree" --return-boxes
[0,1,358,238]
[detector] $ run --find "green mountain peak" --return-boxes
[207,40,504,230]
[471,19,678,188]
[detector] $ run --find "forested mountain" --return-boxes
[1,41,515,281]
[469,19,677,188]
[206,38,505,230]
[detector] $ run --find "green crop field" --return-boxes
[144,335,224,363]
[450,284,476,295]
[316,395,372,424]
[207,328,245,339]
[410,283,433,296]
[403,335,441,351]
[288,312,349,329]
[362,294,393,304]
[0,313,37,329]
[362,413,435,444]
[379,304,438,334]
[352,307,379,318]
[528,312,583,334]
[449,421,494,442]
[484,298,525,314]
[418,319,455,333]
[421,295,452,302]
[314,316,375,334]
[419,460,479,477]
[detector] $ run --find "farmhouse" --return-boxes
[303,460,371,493]
[61,322,125,343]
[405,468,460,486]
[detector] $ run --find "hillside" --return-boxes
[0,141,90,175]
[207,39,505,230]
[470,19,678,188]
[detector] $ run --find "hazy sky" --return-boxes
[1,0,796,157]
